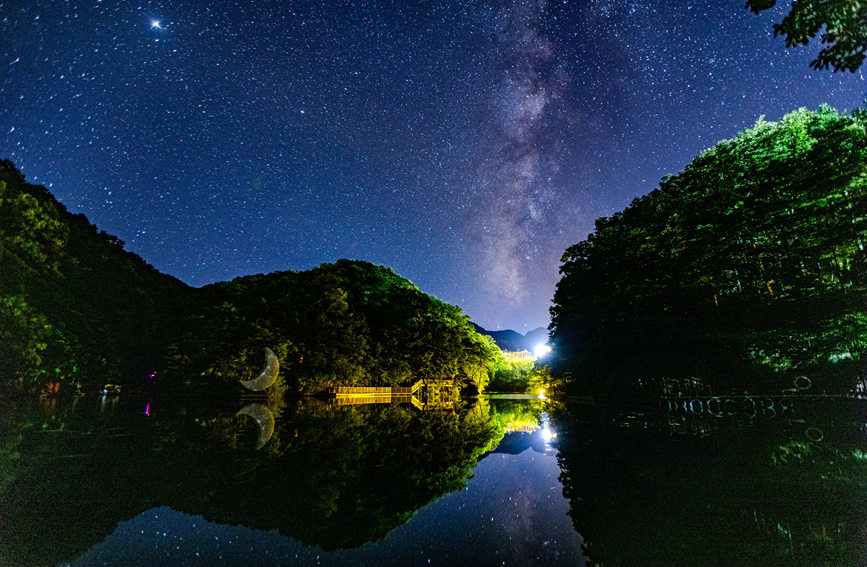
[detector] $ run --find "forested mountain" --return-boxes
[550,107,867,394]
[166,260,500,394]
[0,159,193,388]
[0,161,499,394]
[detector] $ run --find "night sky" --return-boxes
[2,1,864,332]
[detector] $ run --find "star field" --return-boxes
[1,0,864,331]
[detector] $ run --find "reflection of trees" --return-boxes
[236,400,499,548]
[0,396,500,566]
[550,402,867,566]
[482,397,544,434]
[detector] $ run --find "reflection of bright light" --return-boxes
[533,344,552,358]
[541,426,557,443]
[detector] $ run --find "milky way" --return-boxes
[470,0,571,327]
[1,0,863,332]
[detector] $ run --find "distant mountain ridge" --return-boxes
[471,323,548,352]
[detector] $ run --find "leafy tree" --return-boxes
[747,0,867,71]
[488,359,536,392]
[0,161,192,389]
[550,107,867,394]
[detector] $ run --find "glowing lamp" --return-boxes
[533,344,552,358]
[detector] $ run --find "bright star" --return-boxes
[151,20,162,30]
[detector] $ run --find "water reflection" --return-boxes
[235,403,274,450]
[2,391,864,566]
[70,426,585,566]
[551,398,867,566]
[0,395,508,565]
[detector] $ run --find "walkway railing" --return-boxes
[331,379,457,410]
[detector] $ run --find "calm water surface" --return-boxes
[1,393,865,566]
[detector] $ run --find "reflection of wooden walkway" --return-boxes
[335,394,412,406]
[332,379,456,410]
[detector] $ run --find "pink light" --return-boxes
[145,403,150,416]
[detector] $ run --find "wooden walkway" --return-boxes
[332,379,456,409]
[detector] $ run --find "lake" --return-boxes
[1,392,865,566]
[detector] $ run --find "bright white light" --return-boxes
[541,426,557,443]
[151,20,162,29]
[533,343,552,358]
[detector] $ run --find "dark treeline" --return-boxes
[550,107,867,394]
[0,160,498,394]
[0,159,192,388]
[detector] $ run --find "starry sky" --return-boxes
[1,0,865,332]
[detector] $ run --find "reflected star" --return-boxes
[150,20,162,30]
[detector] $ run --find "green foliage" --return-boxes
[0,161,192,389]
[165,259,500,393]
[488,359,536,392]
[747,0,867,72]
[487,358,566,394]
[550,107,867,393]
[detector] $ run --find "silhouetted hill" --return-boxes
[472,323,548,352]
[170,259,499,394]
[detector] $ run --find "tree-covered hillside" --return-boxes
[165,260,499,394]
[0,160,498,394]
[0,160,193,388]
[550,107,867,394]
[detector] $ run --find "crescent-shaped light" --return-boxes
[240,347,279,391]
[236,403,275,450]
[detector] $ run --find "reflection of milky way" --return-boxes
[2,0,862,332]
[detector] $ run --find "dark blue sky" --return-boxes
[2,0,864,332]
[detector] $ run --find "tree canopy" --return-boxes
[166,259,500,394]
[747,0,867,72]
[550,106,867,394]
[0,160,192,389]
